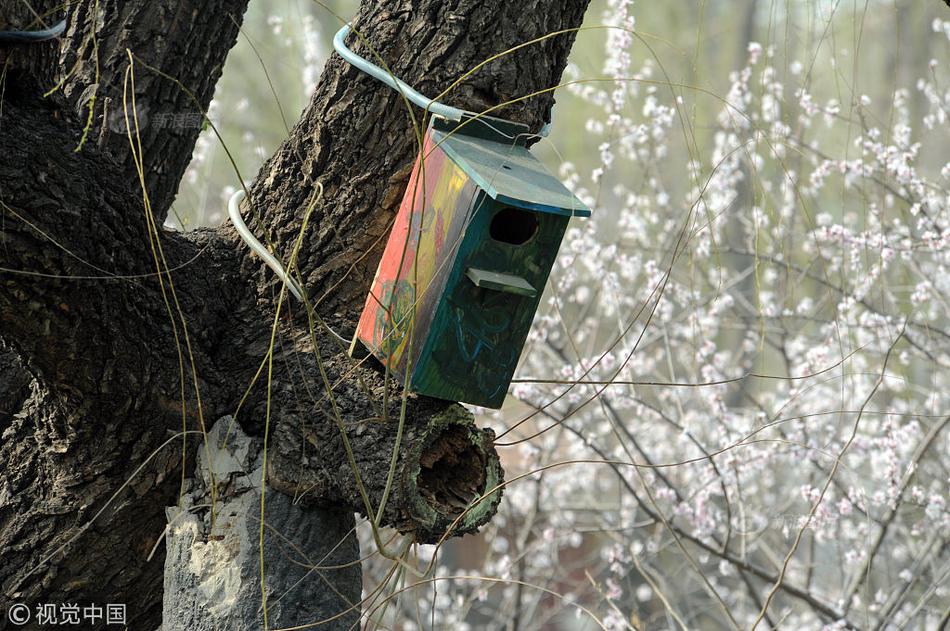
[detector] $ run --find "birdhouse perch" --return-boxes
[352,114,590,408]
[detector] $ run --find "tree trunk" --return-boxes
[162,418,361,630]
[0,0,591,628]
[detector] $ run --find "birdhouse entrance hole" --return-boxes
[354,113,591,408]
[417,426,488,517]
[489,206,539,245]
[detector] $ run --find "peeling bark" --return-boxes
[162,418,360,631]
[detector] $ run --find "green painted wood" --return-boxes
[465,267,537,297]
[410,194,571,408]
[431,119,591,218]
[440,114,530,145]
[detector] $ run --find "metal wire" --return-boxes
[228,189,305,301]
[332,23,466,122]
[0,19,66,43]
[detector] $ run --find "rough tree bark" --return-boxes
[0,0,590,628]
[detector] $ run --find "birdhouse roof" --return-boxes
[430,116,591,218]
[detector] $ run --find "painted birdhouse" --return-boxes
[352,114,590,408]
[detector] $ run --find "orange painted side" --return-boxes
[355,132,475,375]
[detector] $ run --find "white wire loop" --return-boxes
[227,189,304,301]
[332,23,466,122]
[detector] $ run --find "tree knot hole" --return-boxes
[417,426,487,517]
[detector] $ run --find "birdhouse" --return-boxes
[352,114,590,408]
